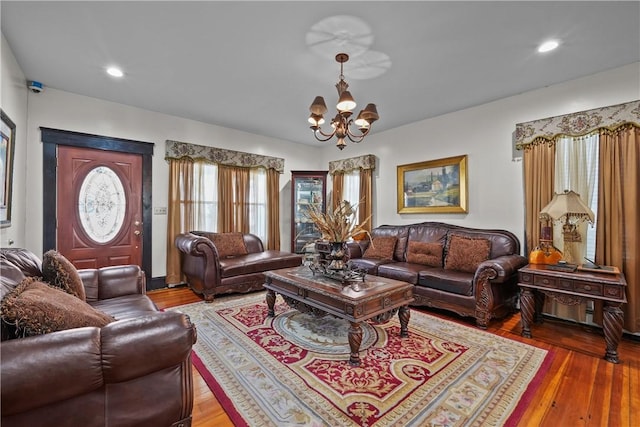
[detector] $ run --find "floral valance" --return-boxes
[515,100,640,150]
[328,154,376,175]
[165,140,285,173]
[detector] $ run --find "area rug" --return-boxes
[171,292,552,426]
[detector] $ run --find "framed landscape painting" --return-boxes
[1,109,16,227]
[397,154,468,214]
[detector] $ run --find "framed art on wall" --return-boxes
[397,154,468,214]
[1,109,16,227]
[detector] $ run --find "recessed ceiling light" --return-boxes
[106,66,124,77]
[538,40,559,53]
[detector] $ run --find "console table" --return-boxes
[518,264,627,363]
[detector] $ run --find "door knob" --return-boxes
[134,220,142,226]
[134,230,141,236]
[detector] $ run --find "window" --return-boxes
[249,167,267,242]
[179,162,268,242]
[554,134,599,260]
[342,169,360,212]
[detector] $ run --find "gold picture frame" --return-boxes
[397,154,468,214]
[1,109,16,227]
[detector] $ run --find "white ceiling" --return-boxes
[2,1,639,146]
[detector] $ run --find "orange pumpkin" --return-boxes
[529,245,563,264]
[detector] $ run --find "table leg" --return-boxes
[603,303,624,363]
[398,305,410,338]
[520,288,535,338]
[266,289,276,317]
[348,322,363,366]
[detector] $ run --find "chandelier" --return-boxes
[308,53,379,150]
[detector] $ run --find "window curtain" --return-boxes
[332,171,344,210]
[517,100,640,333]
[266,168,280,250]
[523,141,555,255]
[359,168,373,233]
[329,154,376,229]
[218,164,250,233]
[166,159,194,285]
[595,125,640,332]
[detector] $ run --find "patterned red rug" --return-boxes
[172,292,551,426]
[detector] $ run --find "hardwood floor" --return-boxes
[149,286,640,427]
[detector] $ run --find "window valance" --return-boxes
[328,154,376,175]
[515,100,640,150]
[165,140,285,173]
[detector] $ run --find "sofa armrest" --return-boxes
[79,265,145,302]
[475,254,528,284]
[175,233,222,293]
[101,311,197,383]
[1,328,104,415]
[345,241,364,259]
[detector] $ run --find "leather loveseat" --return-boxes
[1,248,197,427]
[346,222,527,328]
[175,232,303,302]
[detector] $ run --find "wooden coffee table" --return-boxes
[264,266,414,366]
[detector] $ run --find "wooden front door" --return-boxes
[56,145,143,269]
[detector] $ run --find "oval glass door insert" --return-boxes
[78,166,127,243]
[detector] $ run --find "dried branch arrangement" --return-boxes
[306,200,371,242]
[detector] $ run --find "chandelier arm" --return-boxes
[313,128,337,142]
[344,121,369,143]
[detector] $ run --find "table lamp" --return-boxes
[539,190,594,264]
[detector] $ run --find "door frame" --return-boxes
[41,128,154,283]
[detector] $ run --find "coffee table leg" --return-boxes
[398,305,410,338]
[266,289,276,317]
[348,322,363,366]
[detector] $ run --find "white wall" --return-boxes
[0,35,28,248]
[3,32,638,279]
[322,62,640,250]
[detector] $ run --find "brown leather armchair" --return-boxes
[1,248,197,427]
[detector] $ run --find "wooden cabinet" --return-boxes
[291,171,327,253]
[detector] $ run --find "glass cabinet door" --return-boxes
[291,171,327,253]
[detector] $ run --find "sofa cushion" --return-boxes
[377,262,424,284]
[90,294,159,320]
[0,277,114,337]
[406,241,443,267]
[219,251,302,278]
[418,268,475,296]
[363,236,397,260]
[444,235,491,273]
[42,250,86,301]
[211,233,249,258]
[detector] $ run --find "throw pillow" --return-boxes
[0,277,114,337]
[406,241,443,267]
[444,235,491,273]
[363,236,397,260]
[42,250,86,301]
[211,233,248,258]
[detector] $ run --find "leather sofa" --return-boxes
[1,248,197,427]
[346,222,528,328]
[175,232,303,302]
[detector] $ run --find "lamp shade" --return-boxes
[309,96,328,115]
[540,190,595,223]
[336,91,356,112]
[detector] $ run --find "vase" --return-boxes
[327,241,346,270]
